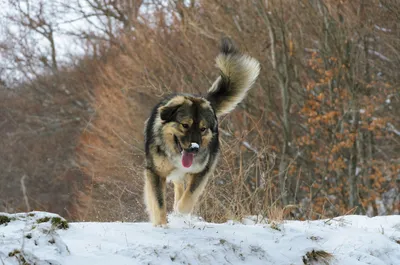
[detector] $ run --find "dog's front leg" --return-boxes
[176,172,209,214]
[173,181,185,213]
[144,169,167,226]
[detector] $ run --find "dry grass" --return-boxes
[302,250,333,265]
[1,0,399,223]
[194,124,295,223]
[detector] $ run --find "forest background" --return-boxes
[0,0,398,223]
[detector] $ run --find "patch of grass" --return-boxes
[270,222,281,231]
[302,250,333,265]
[0,215,11,225]
[390,237,400,244]
[51,217,69,229]
[8,249,30,265]
[36,217,51,223]
[37,216,69,230]
[264,205,297,231]
[309,236,323,241]
[8,249,21,257]
[28,213,35,217]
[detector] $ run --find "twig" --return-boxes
[21,175,31,212]
[20,175,31,212]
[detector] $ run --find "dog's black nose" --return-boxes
[186,143,200,154]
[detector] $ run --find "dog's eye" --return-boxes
[200,127,207,132]
[182,123,189,129]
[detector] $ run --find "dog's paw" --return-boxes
[151,216,168,228]
[152,222,169,228]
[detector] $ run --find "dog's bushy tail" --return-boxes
[206,38,261,117]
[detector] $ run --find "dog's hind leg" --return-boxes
[144,169,167,226]
[176,173,209,214]
[173,181,184,213]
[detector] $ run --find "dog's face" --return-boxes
[159,96,217,168]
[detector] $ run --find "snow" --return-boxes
[374,25,392,33]
[387,123,400,137]
[368,50,391,62]
[356,167,361,176]
[1,212,400,265]
[242,141,258,154]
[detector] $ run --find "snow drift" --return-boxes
[0,212,399,265]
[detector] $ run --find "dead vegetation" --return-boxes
[0,0,399,223]
[8,249,30,265]
[0,215,11,225]
[302,250,333,265]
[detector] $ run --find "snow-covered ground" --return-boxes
[0,212,399,265]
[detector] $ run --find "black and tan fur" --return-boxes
[143,38,260,226]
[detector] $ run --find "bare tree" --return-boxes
[62,0,144,46]
[7,0,60,73]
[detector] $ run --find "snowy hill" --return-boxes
[0,212,399,265]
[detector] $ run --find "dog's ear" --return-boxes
[160,104,180,122]
[159,96,185,123]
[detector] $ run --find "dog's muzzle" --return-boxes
[186,142,199,154]
[181,142,199,168]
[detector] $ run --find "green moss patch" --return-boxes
[36,216,69,229]
[36,217,51,223]
[0,215,11,225]
[51,217,69,229]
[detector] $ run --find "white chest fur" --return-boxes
[166,152,209,183]
[167,158,206,183]
[166,168,189,183]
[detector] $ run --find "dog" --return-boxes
[143,38,260,226]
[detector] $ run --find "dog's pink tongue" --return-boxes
[182,151,194,168]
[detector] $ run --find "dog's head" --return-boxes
[158,95,217,168]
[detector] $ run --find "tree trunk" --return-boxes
[49,26,58,73]
[348,98,360,212]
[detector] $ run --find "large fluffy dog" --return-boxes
[143,38,260,226]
